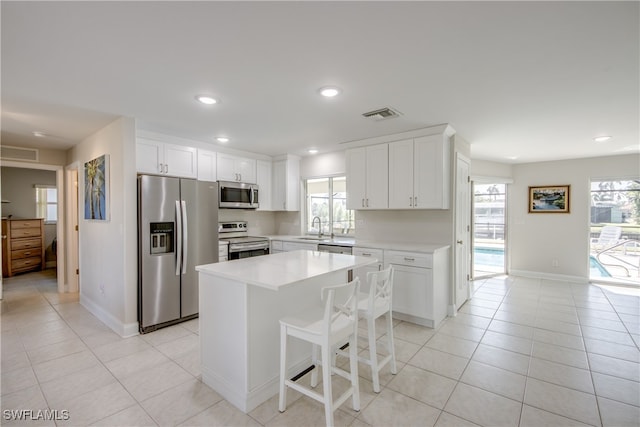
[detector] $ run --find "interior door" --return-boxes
[454,153,471,312]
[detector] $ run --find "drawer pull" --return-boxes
[362,253,372,256]
[24,252,31,255]
[404,257,415,262]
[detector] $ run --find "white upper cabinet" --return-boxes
[388,139,414,209]
[256,159,272,211]
[136,137,197,178]
[388,133,450,209]
[346,144,388,210]
[272,154,300,211]
[216,153,256,184]
[197,149,217,182]
[414,134,450,209]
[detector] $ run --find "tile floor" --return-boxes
[2,270,639,426]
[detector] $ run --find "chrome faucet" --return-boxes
[311,216,323,237]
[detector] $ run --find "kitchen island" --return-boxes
[196,250,376,413]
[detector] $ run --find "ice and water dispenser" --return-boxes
[150,222,174,254]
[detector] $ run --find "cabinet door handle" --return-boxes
[165,164,169,174]
[404,257,415,262]
[409,197,412,207]
[239,173,242,181]
[159,163,163,173]
[366,198,370,207]
[362,198,365,207]
[414,196,417,206]
[361,253,372,256]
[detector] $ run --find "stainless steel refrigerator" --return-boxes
[138,175,218,333]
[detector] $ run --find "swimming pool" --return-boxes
[474,247,505,268]
[474,247,612,277]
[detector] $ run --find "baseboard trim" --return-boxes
[509,270,587,284]
[80,295,139,338]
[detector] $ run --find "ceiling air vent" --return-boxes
[362,107,401,121]
[0,145,39,162]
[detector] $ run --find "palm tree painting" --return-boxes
[84,154,109,220]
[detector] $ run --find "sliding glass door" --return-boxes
[589,179,640,284]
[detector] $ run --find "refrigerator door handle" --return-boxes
[181,200,188,275]
[175,200,182,276]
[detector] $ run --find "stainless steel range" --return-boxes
[219,221,269,260]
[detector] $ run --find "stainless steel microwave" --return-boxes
[218,181,259,209]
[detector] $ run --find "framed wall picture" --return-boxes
[84,154,109,221]
[528,185,570,213]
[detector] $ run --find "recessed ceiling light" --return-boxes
[33,131,46,137]
[593,135,612,143]
[216,137,229,143]
[196,95,218,105]
[308,149,318,154]
[318,86,341,98]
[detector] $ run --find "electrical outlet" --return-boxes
[551,259,559,268]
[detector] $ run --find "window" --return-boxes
[305,176,355,237]
[35,185,57,223]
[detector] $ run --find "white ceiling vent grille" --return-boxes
[0,145,39,162]
[362,107,402,121]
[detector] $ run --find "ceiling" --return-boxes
[2,1,638,164]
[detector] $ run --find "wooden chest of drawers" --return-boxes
[2,218,45,277]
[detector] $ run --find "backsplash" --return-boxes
[218,209,278,236]
[355,210,452,245]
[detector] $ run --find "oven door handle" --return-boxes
[230,243,269,252]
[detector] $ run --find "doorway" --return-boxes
[1,160,66,292]
[472,182,507,278]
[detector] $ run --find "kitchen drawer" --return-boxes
[9,227,41,238]
[385,250,432,268]
[10,238,42,250]
[10,220,42,230]
[353,247,383,263]
[11,256,42,271]
[12,248,41,260]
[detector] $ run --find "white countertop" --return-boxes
[196,250,376,291]
[264,235,449,254]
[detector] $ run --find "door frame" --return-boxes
[0,160,66,293]
[65,162,80,292]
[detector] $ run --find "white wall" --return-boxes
[300,151,345,178]
[510,153,640,281]
[471,159,513,180]
[69,117,138,336]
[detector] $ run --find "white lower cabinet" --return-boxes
[218,242,229,262]
[270,240,283,254]
[271,240,318,253]
[282,241,317,252]
[352,247,383,294]
[385,248,449,328]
